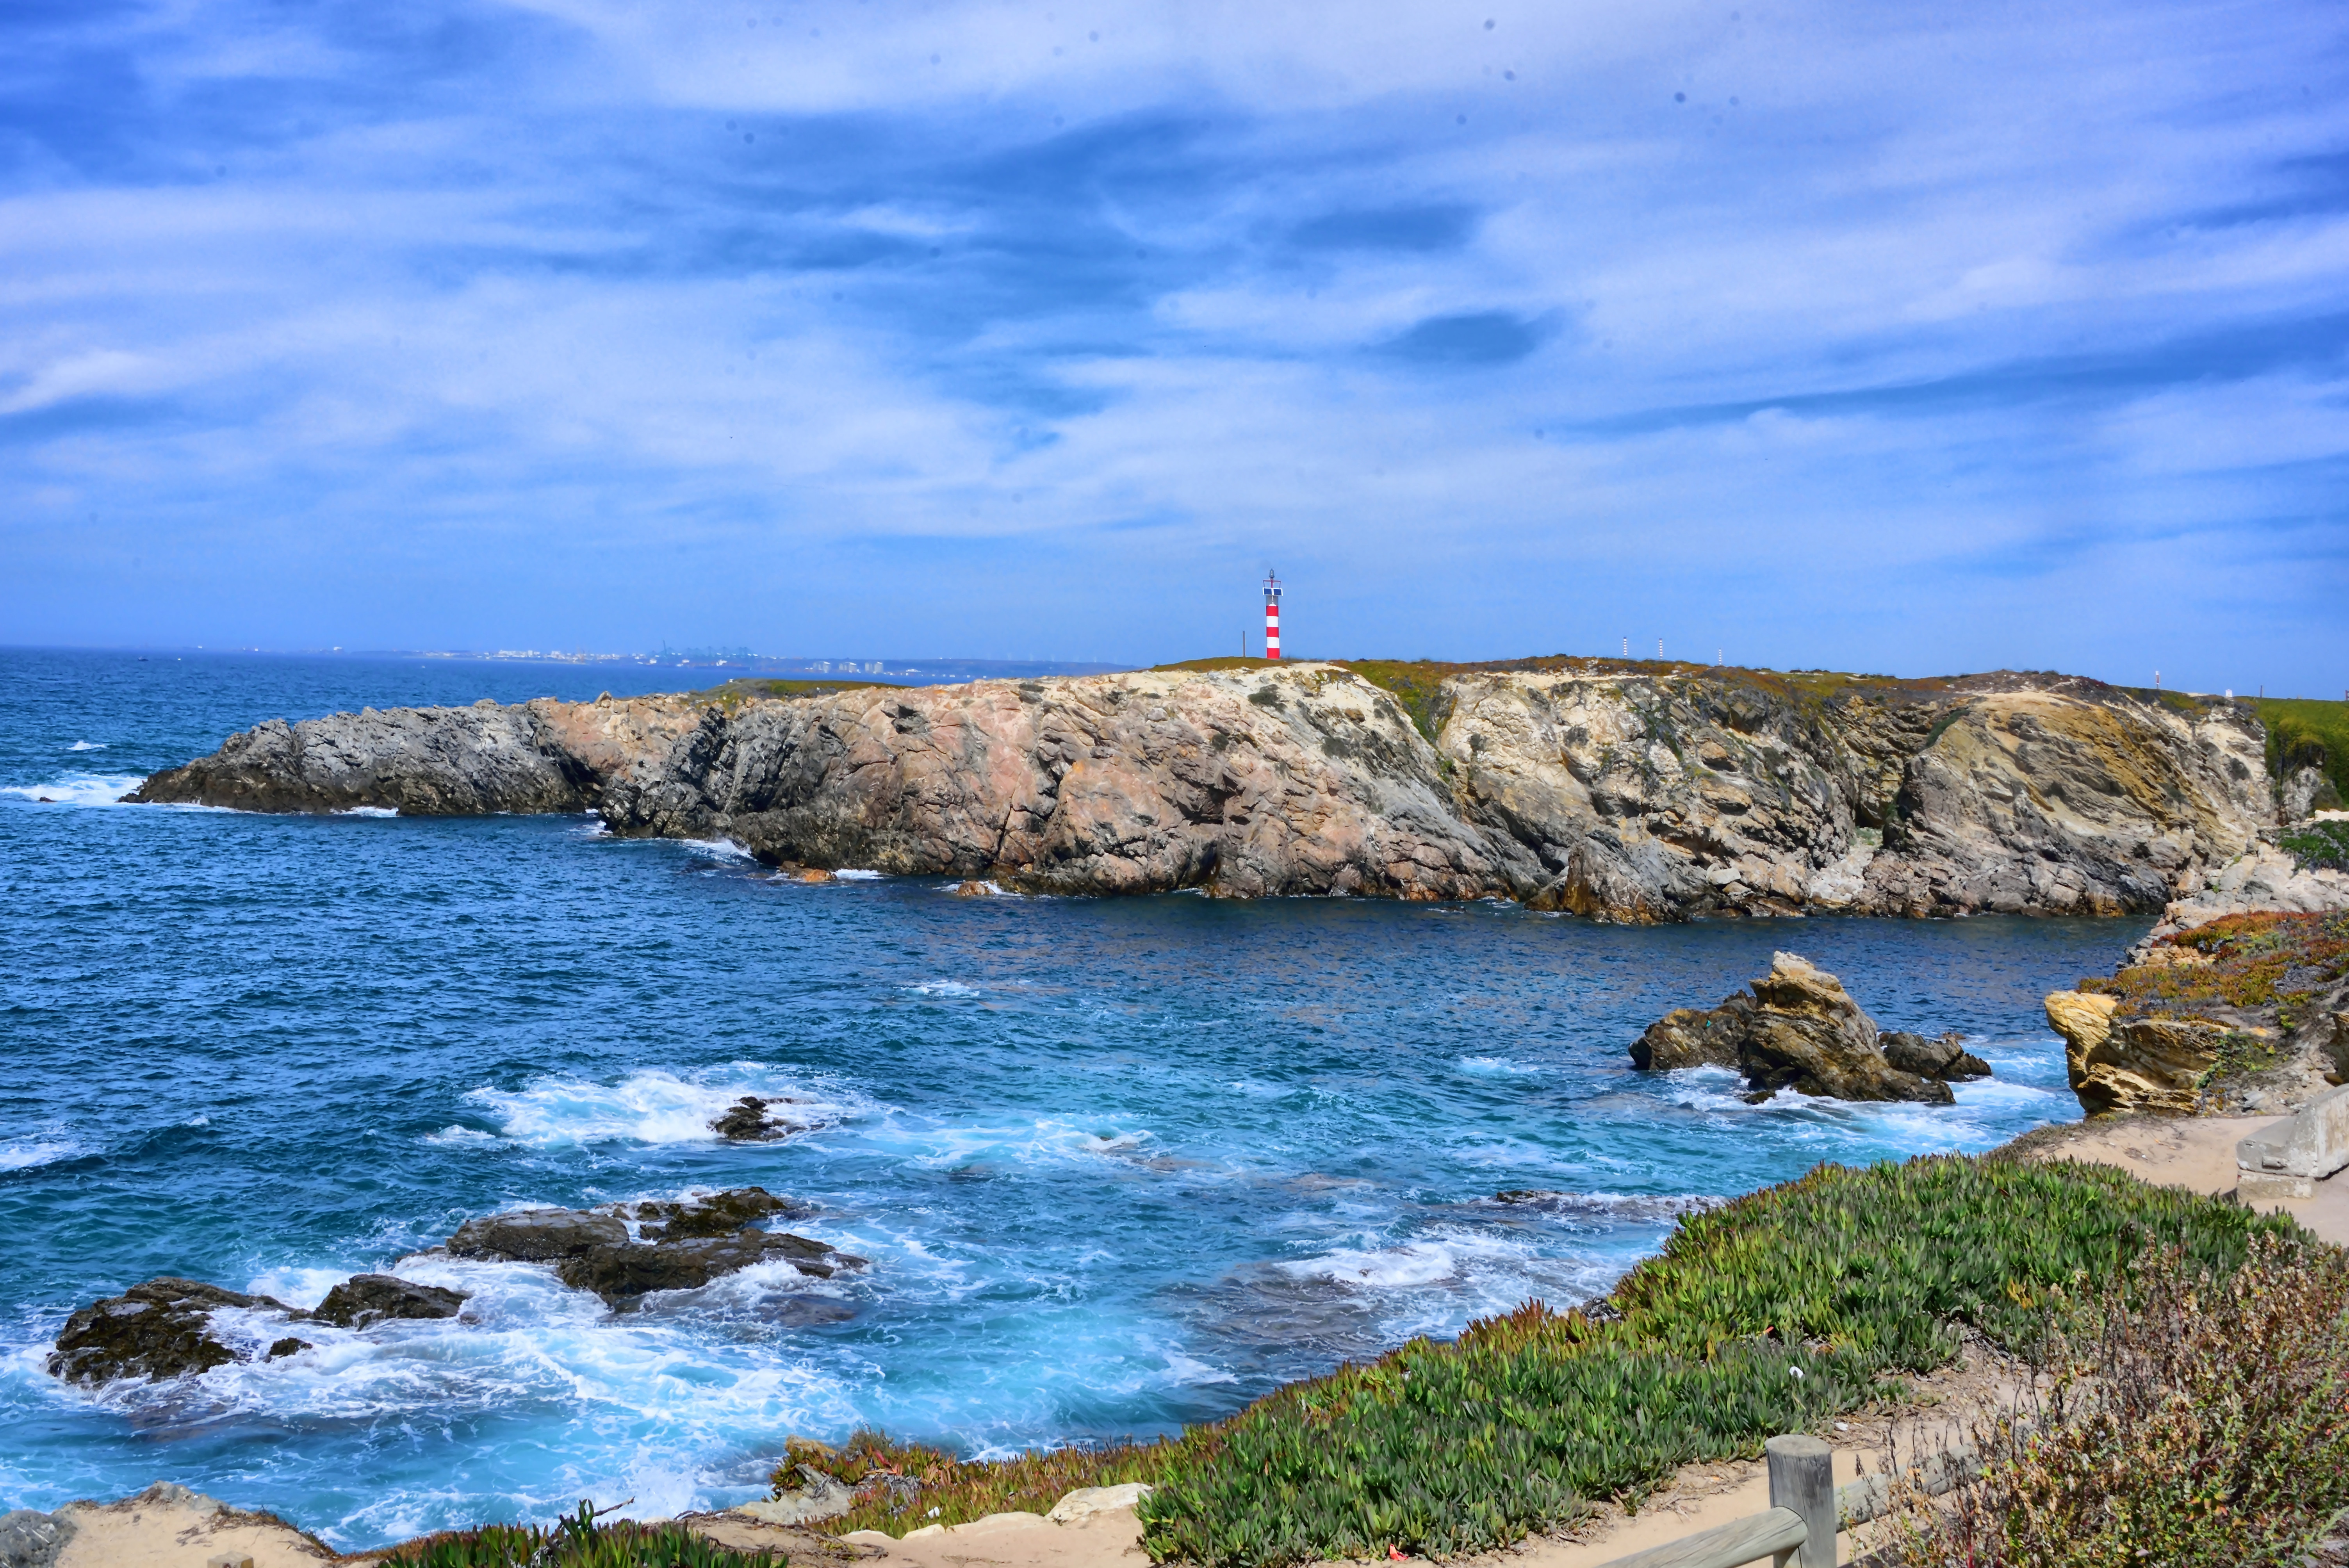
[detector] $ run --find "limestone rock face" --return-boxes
[2067,1017,2234,1115]
[1629,952,1961,1103]
[1738,953,1954,1103]
[130,665,2275,919]
[2144,847,2349,941]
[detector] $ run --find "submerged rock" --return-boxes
[447,1208,628,1262]
[1629,952,1969,1105]
[622,1186,813,1239]
[45,1278,299,1386]
[311,1274,468,1329]
[709,1096,811,1143]
[445,1188,861,1308]
[556,1231,861,1308]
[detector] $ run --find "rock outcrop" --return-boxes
[129,663,2276,921]
[2045,905,2349,1117]
[446,1187,856,1308]
[45,1278,299,1386]
[1630,951,1980,1103]
[46,1268,476,1386]
[2044,992,2237,1115]
[311,1274,468,1329]
[709,1095,813,1142]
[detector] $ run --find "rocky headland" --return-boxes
[128,660,2279,922]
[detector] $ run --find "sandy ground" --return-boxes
[43,1112,2344,1568]
[2018,1112,2349,1246]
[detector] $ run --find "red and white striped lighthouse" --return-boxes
[1262,570,1283,661]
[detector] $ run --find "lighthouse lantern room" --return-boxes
[1263,570,1283,661]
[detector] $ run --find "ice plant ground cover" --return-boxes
[797,1156,2315,1567]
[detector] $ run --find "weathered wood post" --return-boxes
[1766,1434,1836,1567]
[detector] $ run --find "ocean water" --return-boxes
[0,648,2140,1547]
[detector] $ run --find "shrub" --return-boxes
[1866,1236,2349,1568]
[382,1503,781,1567]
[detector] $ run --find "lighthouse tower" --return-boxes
[1263,570,1283,661]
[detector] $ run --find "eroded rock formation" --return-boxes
[1630,951,1985,1103]
[129,663,2276,921]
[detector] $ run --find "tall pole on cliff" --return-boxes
[1264,570,1283,661]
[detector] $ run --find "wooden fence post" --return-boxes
[1766,1434,1836,1568]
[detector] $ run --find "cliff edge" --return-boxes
[129,661,2274,920]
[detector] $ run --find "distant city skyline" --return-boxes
[2,0,2344,697]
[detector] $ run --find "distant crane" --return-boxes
[1264,570,1283,661]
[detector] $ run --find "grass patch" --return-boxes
[383,1504,781,1566]
[2080,911,2349,1030]
[793,1157,2306,1567]
[2257,696,2349,807]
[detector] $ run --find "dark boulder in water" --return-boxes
[709,1095,811,1142]
[1630,995,1753,1071]
[312,1274,468,1329]
[46,1277,300,1386]
[1881,1030,1994,1081]
[557,1230,863,1308]
[621,1185,812,1240]
[447,1207,627,1262]
[443,1188,860,1308]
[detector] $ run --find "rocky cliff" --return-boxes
[129,661,2276,920]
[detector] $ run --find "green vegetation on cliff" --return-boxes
[2081,911,2349,1032]
[2258,696,2349,809]
[795,1157,2307,1567]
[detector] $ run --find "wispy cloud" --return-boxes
[0,0,2343,691]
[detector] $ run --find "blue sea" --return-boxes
[0,648,2138,1548]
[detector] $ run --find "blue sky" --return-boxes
[2,0,2344,691]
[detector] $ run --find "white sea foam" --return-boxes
[468,1069,859,1147]
[1,773,145,808]
[681,838,755,862]
[0,1137,89,1172]
[337,805,400,818]
[834,869,884,880]
[1457,1055,1542,1076]
[1280,1240,1465,1290]
[422,1124,504,1147]
[905,979,980,997]
[66,741,105,751]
